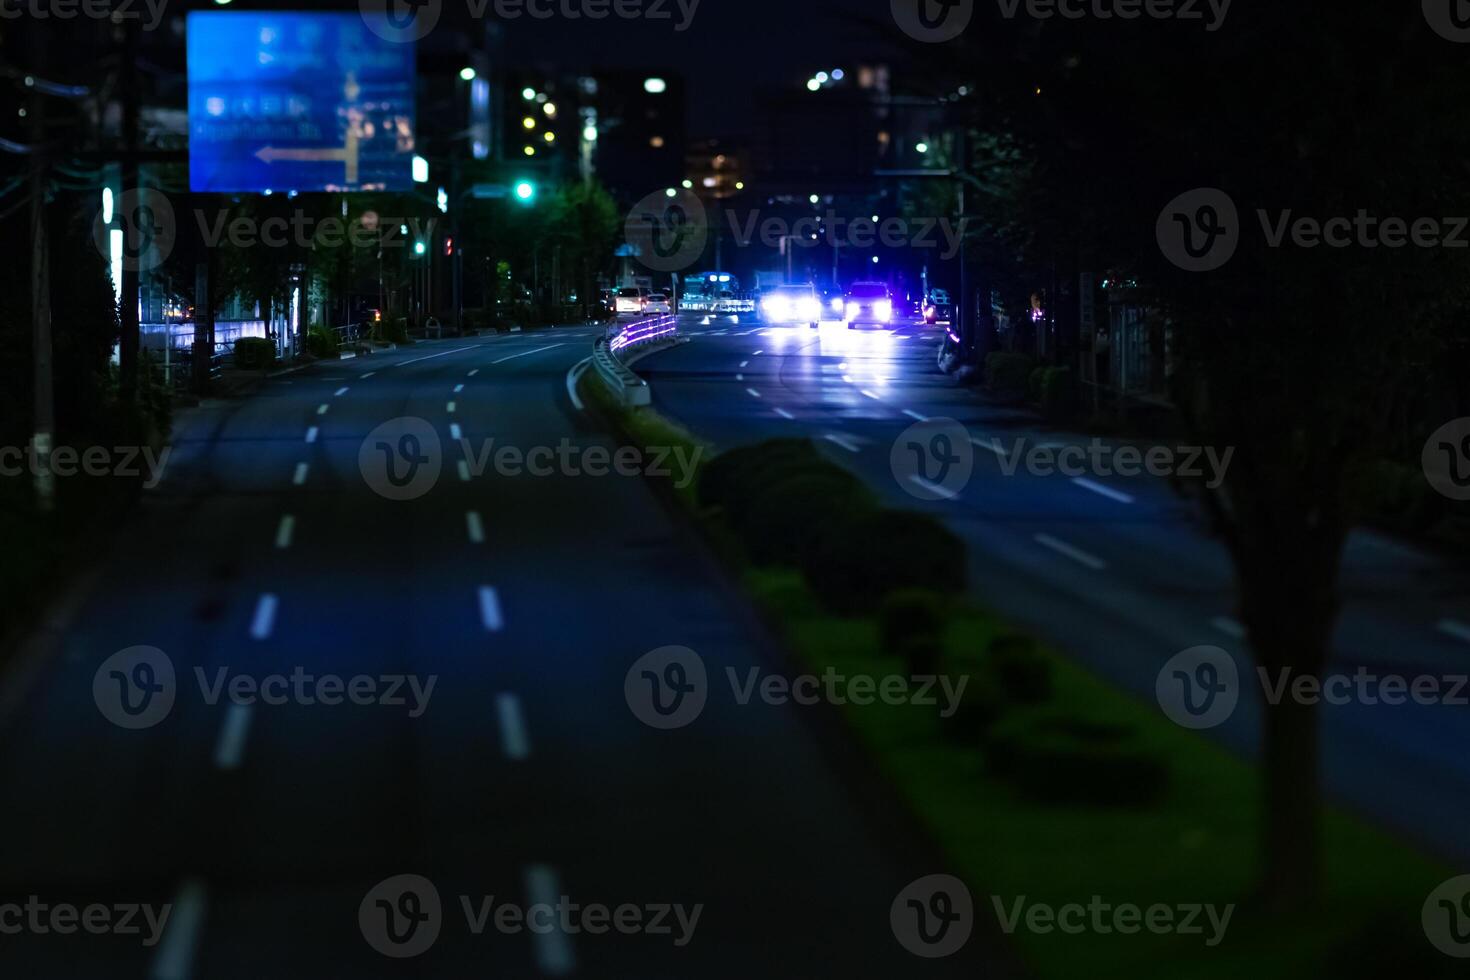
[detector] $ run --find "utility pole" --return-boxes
[28,62,54,511]
[118,22,140,414]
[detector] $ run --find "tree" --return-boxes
[933,1,1470,907]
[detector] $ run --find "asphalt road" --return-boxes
[641,310,1470,865]
[0,328,1011,977]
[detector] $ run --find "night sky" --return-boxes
[491,0,901,135]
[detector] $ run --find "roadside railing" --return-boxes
[594,315,681,407]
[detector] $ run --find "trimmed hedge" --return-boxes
[234,337,275,370]
[1040,366,1076,421]
[305,329,338,359]
[985,352,1035,399]
[878,589,948,673]
[742,470,875,568]
[986,709,1169,807]
[699,439,823,516]
[806,509,967,615]
[987,633,1053,704]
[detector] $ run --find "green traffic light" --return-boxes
[514,181,536,202]
[414,241,427,255]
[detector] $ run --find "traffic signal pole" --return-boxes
[28,61,54,511]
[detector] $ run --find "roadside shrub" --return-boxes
[984,352,1035,399]
[234,337,275,371]
[381,317,410,345]
[741,470,875,568]
[1041,366,1076,421]
[698,439,824,516]
[937,669,1005,743]
[305,329,337,359]
[806,510,967,615]
[986,709,1169,807]
[1026,366,1046,403]
[986,633,1052,704]
[878,589,947,657]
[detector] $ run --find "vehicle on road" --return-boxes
[844,282,894,328]
[759,283,823,328]
[615,286,650,318]
[645,293,673,314]
[923,288,954,324]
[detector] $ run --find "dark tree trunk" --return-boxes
[1235,523,1342,913]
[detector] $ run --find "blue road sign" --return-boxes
[187,12,417,193]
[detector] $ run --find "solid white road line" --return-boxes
[466,511,485,544]
[450,424,463,441]
[1438,619,1470,645]
[774,408,795,420]
[1213,616,1247,639]
[1033,534,1108,571]
[249,594,279,640]
[454,383,465,393]
[457,460,472,482]
[305,427,319,444]
[149,879,207,980]
[908,475,960,500]
[447,401,457,414]
[334,387,349,396]
[213,703,253,771]
[496,693,530,761]
[492,343,564,365]
[903,409,929,422]
[479,586,504,632]
[566,357,592,411]
[746,388,762,398]
[274,515,296,550]
[525,866,576,976]
[971,436,1005,457]
[824,433,861,453]
[1072,477,1135,504]
[292,463,309,486]
[395,345,477,368]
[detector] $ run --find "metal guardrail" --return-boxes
[594,315,681,407]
